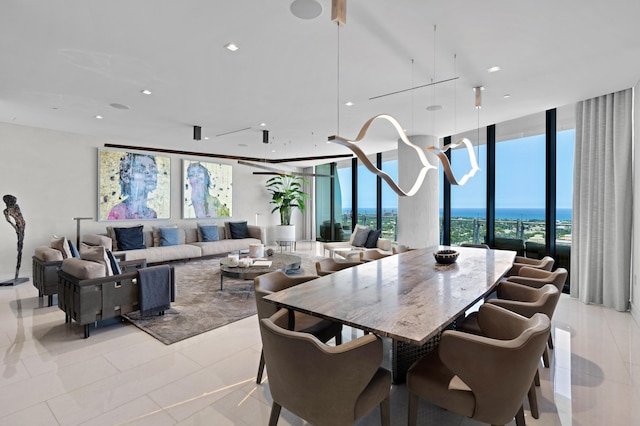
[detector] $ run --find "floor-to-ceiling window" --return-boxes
[381,151,399,241]
[495,112,546,252]
[356,155,378,229]
[555,104,575,283]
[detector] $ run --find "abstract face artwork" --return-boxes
[183,160,232,219]
[99,149,171,221]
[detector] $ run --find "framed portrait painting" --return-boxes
[182,159,232,219]
[98,149,171,221]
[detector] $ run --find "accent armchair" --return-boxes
[315,257,362,276]
[260,309,391,426]
[506,255,555,276]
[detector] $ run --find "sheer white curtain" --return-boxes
[571,88,633,311]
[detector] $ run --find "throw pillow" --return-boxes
[364,229,382,249]
[197,222,217,241]
[51,235,72,259]
[80,245,113,276]
[159,227,180,246]
[228,221,250,239]
[199,225,219,242]
[349,224,369,245]
[114,225,145,251]
[352,227,370,247]
[152,224,178,247]
[68,240,81,258]
[106,250,122,275]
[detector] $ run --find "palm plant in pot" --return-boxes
[266,174,310,225]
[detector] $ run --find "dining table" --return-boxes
[264,245,516,383]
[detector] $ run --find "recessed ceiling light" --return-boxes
[110,103,130,110]
[224,43,239,52]
[95,115,104,119]
[238,143,248,147]
[426,105,443,111]
[344,101,354,106]
[204,136,210,140]
[290,0,323,19]
[260,122,267,127]
[503,94,511,98]
[140,89,152,95]
[271,149,276,153]
[488,66,501,73]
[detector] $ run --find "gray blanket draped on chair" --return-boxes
[138,265,171,317]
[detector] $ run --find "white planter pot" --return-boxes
[274,225,296,243]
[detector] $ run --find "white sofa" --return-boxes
[84,223,265,264]
[322,224,392,258]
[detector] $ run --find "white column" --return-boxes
[397,135,440,249]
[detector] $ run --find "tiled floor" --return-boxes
[1,243,639,425]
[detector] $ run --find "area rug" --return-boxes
[123,253,320,345]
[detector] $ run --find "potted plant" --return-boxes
[266,174,309,225]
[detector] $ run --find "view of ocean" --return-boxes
[348,207,572,221]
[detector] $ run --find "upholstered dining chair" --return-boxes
[392,244,413,254]
[506,266,568,350]
[457,282,560,419]
[360,248,391,262]
[254,271,343,384]
[260,309,391,426]
[460,243,490,249]
[407,304,550,426]
[506,255,555,276]
[315,257,362,276]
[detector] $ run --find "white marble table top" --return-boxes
[264,245,515,345]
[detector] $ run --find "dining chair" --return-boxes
[315,257,362,276]
[506,266,568,349]
[407,304,550,426]
[392,244,413,254]
[254,271,343,384]
[260,309,391,426]
[506,255,554,276]
[360,248,391,262]
[460,243,490,249]
[457,282,560,419]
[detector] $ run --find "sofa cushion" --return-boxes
[62,257,107,279]
[51,235,72,259]
[227,221,249,239]
[80,244,113,276]
[199,225,219,242]
[114,225,146,251]
[364,229,382,249]
[159,227,180,246]
[352,227,370,247]
[34,246,64,262]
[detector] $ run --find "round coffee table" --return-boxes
[219,253,302,291]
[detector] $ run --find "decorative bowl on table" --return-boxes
[433,249,459,264]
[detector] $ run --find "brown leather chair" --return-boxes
[506,255,554,276]
[460,243,490,249]
[360,249,391,262]
[260,309,391,426]
[407,304,550,426]
[315,257,362,276]
[254,271,342,383]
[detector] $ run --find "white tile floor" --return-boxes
[1,244,639,425]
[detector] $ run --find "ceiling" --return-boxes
[1,0,639,167]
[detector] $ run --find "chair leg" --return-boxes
[542,346,550,368]
[515,405,526,426]
[534,369,540,386]
[380,396,390,426]
[408,393,419,426]
[548,332,554,349]
[528,379,539,419]
[256,349,265,384]
[336,331,342,345]
[268,402,282,426]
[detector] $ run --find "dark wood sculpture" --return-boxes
[3,194,28,285]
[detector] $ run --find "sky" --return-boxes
[337,129,575,211]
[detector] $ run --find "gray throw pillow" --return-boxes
[352,227,370,247]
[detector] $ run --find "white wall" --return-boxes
[632,82,640,326]
[0,122,282,279]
